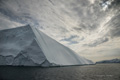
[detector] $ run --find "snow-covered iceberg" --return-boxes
[0,25,93,67]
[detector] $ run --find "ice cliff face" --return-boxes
[0,25,50,67]
[0,25,93,66]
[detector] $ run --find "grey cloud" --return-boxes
[48,0,55,5]
[108,0,120,9]
[72,0,120,40]
[60,35,79,45]
[0,3,39,26]
[84,37,109,47]
[70,0,106,32]
[60,35,78,41]
[0,14,22,30]
[0,0,117,32]
[106,13,120,38]
[68,41,79,45]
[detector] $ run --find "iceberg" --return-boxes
[0,25,93,67]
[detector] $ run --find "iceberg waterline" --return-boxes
[0,25,94,67]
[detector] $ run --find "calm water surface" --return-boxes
[0,64,120,80]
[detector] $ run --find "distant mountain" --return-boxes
[96,58,120,64]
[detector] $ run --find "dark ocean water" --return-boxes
[0,64,120,80]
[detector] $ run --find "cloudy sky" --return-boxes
[0,0,120,62]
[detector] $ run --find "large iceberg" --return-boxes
[0,25,93,67]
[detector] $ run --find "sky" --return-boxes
[0,0,120,62]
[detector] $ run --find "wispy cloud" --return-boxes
[83,37,109,47]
